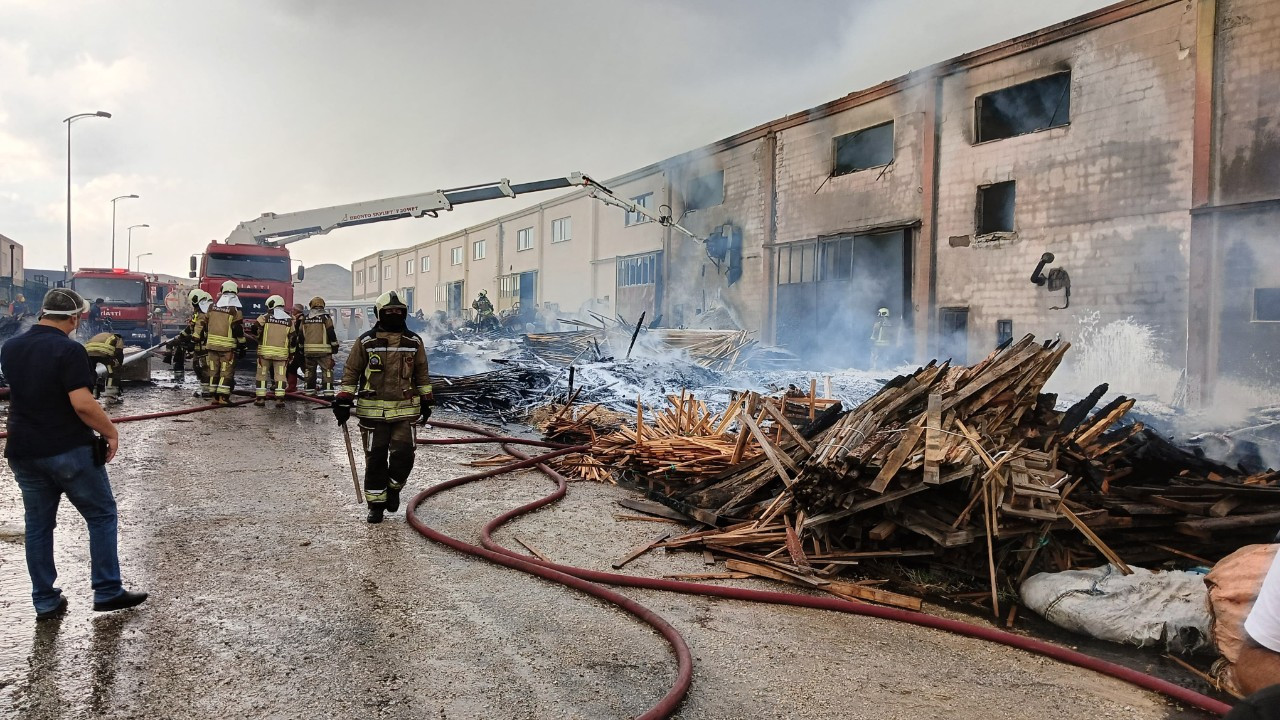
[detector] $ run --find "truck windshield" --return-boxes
[206,253,292,282]
[72,277,146,305]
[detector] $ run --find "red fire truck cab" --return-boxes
[190,242,296,337]
[71,268,172,346]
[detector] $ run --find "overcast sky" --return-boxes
[1,0,1112,277]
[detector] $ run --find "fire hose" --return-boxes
[0,384,1231,717]
[390,414,1234,718]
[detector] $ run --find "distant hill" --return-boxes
[293,263,351,304]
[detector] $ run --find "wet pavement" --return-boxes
[0,369,1219,719]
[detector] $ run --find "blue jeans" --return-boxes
[9,445,123,614]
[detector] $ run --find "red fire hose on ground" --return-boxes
[0,387,1230,718]
[396,415,1233,718]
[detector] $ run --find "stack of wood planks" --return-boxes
[522,326,758,371]
[551,335,1279,614]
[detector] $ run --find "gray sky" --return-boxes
[1,0,1112,276]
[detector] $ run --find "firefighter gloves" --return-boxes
[333,396,353,426]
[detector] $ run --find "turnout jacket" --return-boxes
[202,306,245,352]
[176,310,209,352]
[339,328,432,422]
[298,313,339,356]
[84,332,125,364]
[255,313,294,361]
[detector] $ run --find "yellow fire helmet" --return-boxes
[221,280,239,294]
[374,291,406,314]
[189,289,212,306]
[265,294,285,309]
[309,296,325,310]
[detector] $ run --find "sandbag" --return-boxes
[1021,564,1211,653]
[1205,543,1278,696]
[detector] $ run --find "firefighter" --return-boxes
[166,289,214,395]
[254,295,294,408]
[201,281,246,405]
[84,331,125,401]
[286,303,307,393]
[298,296,340,398]
[472,290,496,331]
[869,306,894,370]
[333,291,433,524]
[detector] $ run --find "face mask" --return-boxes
[378,313,407,333]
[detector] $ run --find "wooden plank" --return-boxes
[662,572,751,581]
[784,525,812,570]
[739,408,794,487]
[1208,496,1243,518]
[616,498,695,522]
[760,401,814,455]
[868,520,898,541]
[513,536,552,564]
[1175,510,1280,541]
[923,393,943,485]
[724,558,827,587]
[868,423,926,493]
[1061,506,1132,574]
[725,559,922,611]
[612,531,673,569]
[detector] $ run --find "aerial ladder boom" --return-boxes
[224,172,702,246]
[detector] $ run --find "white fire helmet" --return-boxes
[221,280,239,294]
[265,295,285,310]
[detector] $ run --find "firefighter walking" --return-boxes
[84,331,125,400]
[332,291,433,524]
[254,295,293,407]
[298,297,340,398]
[869,306,894,370]
[202,281,246,405]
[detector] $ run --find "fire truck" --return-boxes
[191,172,698,344]
[71,268,177,346]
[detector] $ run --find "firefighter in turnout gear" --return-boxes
[168,289,214,396]
[84,332,125,400]
[471,290,497,331]
[333,291,433,524]
[298,296,340,397]
[254,295,294,407]
[201,281,246,405]
[869,306,894,371]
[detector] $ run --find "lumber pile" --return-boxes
[523,326,757,371]
[430,367,554,415]
[554,334,1279,612]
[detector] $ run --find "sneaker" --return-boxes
[93,589,148,612]
[35,597,69,621]
[385,487,400,513]
[366,506,384,524]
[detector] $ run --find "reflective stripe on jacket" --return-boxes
[256,314,293,360]
[300,315,338,356]
[204,307,244,351]
[85,333,124,362]
[339,329,432,421]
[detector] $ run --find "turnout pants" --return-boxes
[89,358,120,398]
[304,354,335,397]
[358,419,415,507]
[255,357,288,399]
[192,350,212,395]
[207,349,236,399]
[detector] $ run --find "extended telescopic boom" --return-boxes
[224,172,701,246]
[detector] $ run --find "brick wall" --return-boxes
[934,2,1196,365]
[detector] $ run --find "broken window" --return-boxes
[938,307,970,364]
[996,319,1013,347]
[450,247,463,266]
[976,181,1016,236]
[820,237,854,281]
[776,242,818,284]
[516,227,534,251]
[833,121,894,175]
[684,171,724,212]
[617,253,658,288]
[1255,288,1280,321]
[975,71,1071,143]
[625,194,652,227]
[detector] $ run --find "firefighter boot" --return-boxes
[366,504,385,524]
[385,487,400,514]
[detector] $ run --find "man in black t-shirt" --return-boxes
[1,288,148,621]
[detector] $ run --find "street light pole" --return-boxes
[126,223,149,271]
[63,111,111,283]
[110,194,139,269]
[135,252,152,273]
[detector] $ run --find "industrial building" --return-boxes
[352,0,1280,406]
